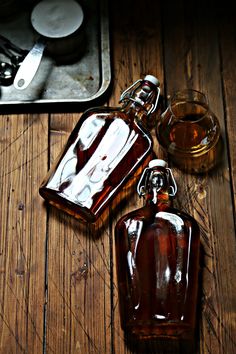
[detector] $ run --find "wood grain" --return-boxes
[219,7,236,211]
[109,1,166,353]
[0,114,48,353]
[0,0,235,353]
[162,1,236,353]
[44,114,112,354]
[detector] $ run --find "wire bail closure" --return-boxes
[119,78,160,116]
[137,165,177,197]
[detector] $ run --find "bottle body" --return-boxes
[115,160,200,340]
[115,205,200,340]
[39,107,153,222]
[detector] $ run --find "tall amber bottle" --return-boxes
[115,159,200,340]
[39,75,160,222]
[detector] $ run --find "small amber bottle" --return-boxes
[115,159,200,340]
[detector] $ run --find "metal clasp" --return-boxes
[167,168,177,197]
[119,79,160,116]
[137,166,151,197]
[137,166,177,197]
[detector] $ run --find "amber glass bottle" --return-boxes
[39,75,160,222]
[115,159,200,340]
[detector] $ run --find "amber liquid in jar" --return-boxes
[156,91,222,173]
[39,108,153,222]
[169,114,207,149]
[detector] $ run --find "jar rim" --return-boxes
[170,88,208,103]
[167,89,209,123]
[169,105,210,124]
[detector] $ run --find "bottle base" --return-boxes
[124,322,194,341]
[39,187,97,223]
[160,134,224,174]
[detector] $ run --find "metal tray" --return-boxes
[0,0,111,111]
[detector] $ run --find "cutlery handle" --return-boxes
[14,39,46,90]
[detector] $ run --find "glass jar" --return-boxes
[156,89,222,173]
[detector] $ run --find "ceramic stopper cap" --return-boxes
[148,159,167,168]
[144,75,160,87]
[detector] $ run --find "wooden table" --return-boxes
[0,1,235,353]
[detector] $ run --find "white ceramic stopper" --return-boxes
[144,75,160,87]
[148,159,167,168]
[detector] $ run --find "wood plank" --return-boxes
[45,114,112,353]
[109,0,167,353]
[0,2,234,354]
[162,1,236,353]
[0,114,48,353]
[219,7,236,211]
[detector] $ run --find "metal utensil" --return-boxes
[0,35,28,86]
[0,34,28,60]
[14,0,84,90]
[0,61,16,86]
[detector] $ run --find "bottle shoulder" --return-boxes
[77,106,153,133]
[81,105,133,118]
[68,107,153,152]
[115,205,200,235]
[115,206,146,229]
[157,206,200,227]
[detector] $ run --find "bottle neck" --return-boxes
[144,168,172,210]
[120,80,159,127]
[121,100,152,124]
